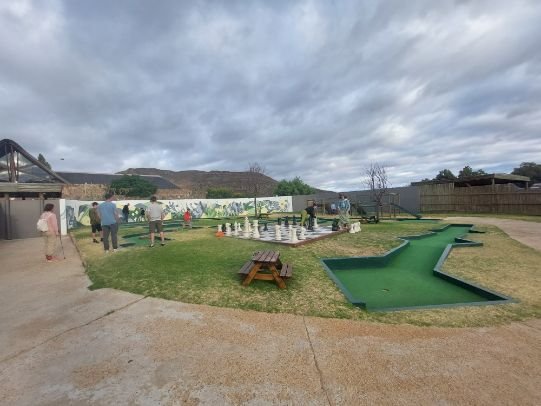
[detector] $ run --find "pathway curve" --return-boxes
[445,216,541,251]
[1,236,540,405]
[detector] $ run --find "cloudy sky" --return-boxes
[1,0,540,191]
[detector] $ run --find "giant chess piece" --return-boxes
[233,222,239,236]
[285,216,289,227]
[349,223,356,233]
[222,223,226,232]
[292,216,297,226]
[277,217,281,226]
[225,223,231,236]
[253,222,260,239]
[308,216,314,231]
[331,219,340,231]
[274,224,282,241]
[299,227,306,240]
[217,225,222,233]
[263,222,268,232]
[290,227,298,243]
[313,217,318,229]
[244,217,250,235]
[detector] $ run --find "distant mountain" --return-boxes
[118,168,280,198]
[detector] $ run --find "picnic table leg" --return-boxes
[269,265,287,289]
[242,263,262,286]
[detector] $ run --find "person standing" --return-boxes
[183,208,192,229]
[98,192,120,253]
[337,193,351,230]
[38,203,59,262]
[146,196,165,247]
[300,203,317,230]
[122,203,130,223]
[89,202,103,243]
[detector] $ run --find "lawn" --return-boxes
[71,218,541,327]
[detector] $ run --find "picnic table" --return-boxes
[238,250,293,289]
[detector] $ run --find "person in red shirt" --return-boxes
[183,208,192,229]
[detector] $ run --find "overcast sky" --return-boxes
[1,0,540,191]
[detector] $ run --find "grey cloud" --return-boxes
[1,0,540,189]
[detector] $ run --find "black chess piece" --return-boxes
[292,216,297,226]
[277,218,281,226]
[308,216,314,231]
[331,219,340,231]
[222,223,226,232]
[263,222,268,232]
[285,216,289,227]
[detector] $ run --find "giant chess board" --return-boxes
[224,221,345,247]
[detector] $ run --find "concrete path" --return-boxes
[445,217,541,251]
[1,236,540,405]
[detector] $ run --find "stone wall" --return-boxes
[61,184,186,200]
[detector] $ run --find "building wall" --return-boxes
[65,196,293,229]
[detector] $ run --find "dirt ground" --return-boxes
[1,220,540,405]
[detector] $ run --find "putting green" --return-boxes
[322,225,510,311]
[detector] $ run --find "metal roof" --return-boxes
[55,172,179,189]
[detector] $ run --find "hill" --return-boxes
[119,168,280,198]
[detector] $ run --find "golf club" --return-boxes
[58,235,66,259]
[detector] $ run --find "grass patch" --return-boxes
[71,219,541,327]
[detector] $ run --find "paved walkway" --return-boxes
[445,217,541,251]
[1,233,540,405]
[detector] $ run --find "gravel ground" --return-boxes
[1,225,540,405]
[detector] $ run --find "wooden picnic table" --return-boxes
[238,250,293,289]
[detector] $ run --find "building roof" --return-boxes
[0,139,68,184]
[55,172,179,189]
[453,173,530,187]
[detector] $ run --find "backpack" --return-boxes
[37,218,49,232]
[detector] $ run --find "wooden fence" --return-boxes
[419,183,541,215]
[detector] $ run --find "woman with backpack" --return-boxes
[37,203,59,262]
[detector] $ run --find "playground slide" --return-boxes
[390,203,422,219]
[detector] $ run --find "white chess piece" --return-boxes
[299,227,306,240]
[274,224,282,241]
[313,218,318,229]
[225,223,231,236]
[290,227,298,243]
[217,225,222,233]
[253,224,260,239]
[233,222,239,236]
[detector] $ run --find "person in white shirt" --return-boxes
[146,196,165,247]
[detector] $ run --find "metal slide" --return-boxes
[390,203,422,219]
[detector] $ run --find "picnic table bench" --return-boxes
[238,250,293,289]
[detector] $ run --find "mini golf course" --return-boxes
[322,224,511,311]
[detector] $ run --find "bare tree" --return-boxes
[248,162,266,218]
[364,163,389,220]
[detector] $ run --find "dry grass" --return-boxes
[72,219,541,327]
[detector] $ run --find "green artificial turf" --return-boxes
[329,226,496,310]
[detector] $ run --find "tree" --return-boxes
[512,162,541,183]
[274,177,315,196]
[37,153,51,170]
[458,165,487,179]
[247,162,266,217]
[206,187,239,198]
[434,169,456,181]
[110,175,157,197]
[364,163,389,220]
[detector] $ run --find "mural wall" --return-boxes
[65,196,293,229]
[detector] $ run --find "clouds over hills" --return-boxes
[1,0,540,190]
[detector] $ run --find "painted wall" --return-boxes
[65,196,292,229]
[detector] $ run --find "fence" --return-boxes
[419,184,541,215]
